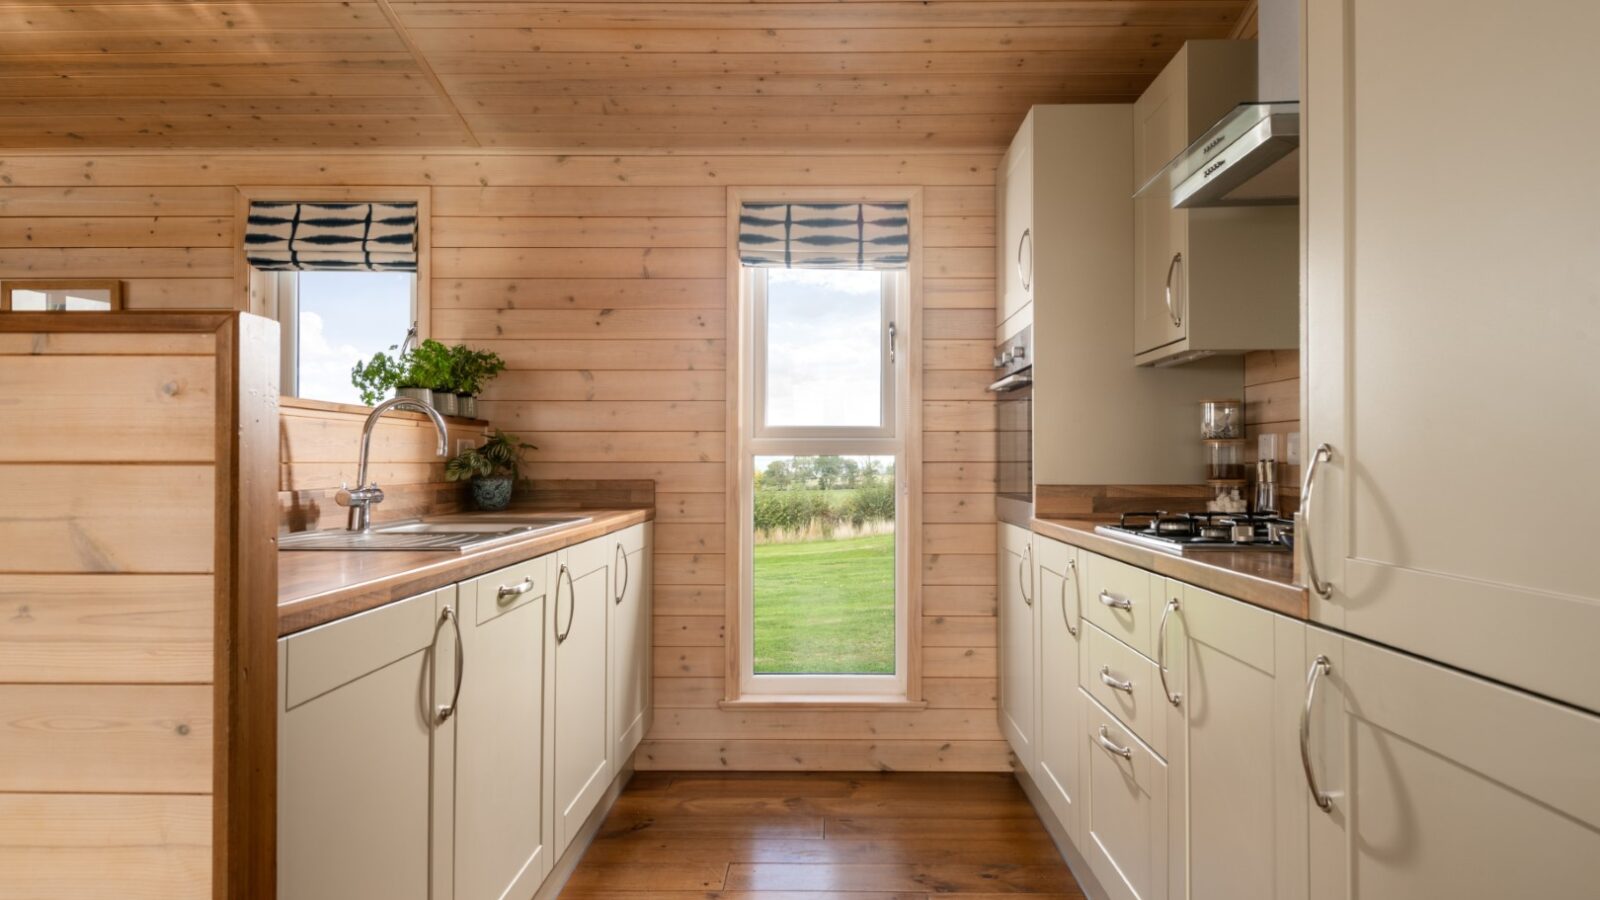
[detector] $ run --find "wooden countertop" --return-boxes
[1030,517,1309,620]
[278,508,652,636]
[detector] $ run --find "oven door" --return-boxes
[989,367,1033,525]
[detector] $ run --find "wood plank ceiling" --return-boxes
[0,1,1252,151]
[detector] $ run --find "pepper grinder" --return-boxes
[1254,459,1279,516]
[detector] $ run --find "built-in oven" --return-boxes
[989,326,1033,527]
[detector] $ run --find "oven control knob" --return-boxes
[1013,345,1027,360]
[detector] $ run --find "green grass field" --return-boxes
[752,532,895,674]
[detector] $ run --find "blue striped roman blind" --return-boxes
[738,201,910,269]
[244,201,419,272]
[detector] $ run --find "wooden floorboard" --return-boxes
[559,771,1083,898]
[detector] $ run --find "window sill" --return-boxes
[718,695,928,712]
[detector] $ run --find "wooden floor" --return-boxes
[559,771,1085,898]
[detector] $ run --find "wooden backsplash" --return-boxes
[278,398,488,533]
[1243,348,1302,511]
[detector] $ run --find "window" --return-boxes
[741,267,909,696]
[265,270,416,406]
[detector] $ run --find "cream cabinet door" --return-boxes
[1164,582,1307,900]
[455,557,550,900]
[1132,58,1186,356]
[998,113,1034,335]
[1304,626,1600,899]
[608,523,651,763]
[551,537,613,856]
[278,588,457,900]
[1303,0,1600,712]
[998,522,1037,773]
[1033,535,1083,842]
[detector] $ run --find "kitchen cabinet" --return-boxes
[1302,0,1600,712]
[996,112,1035,339]
[1081,690,1169,900]
[551,536,614,856]
[1163,580,1308,900]
[998,522,1037,773]
[1304,625,1600,898]
[608,522,652,764]
[1132,41,1297,366]
[278,588,458,900]
[455,556,551,900]
[1031,535,1083,842]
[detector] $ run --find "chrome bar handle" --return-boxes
[1019,542,1033,606]
[497,576,535,607]
[1060,557,1079,638]
[1300,444,1335,598]
[1157,597,1182,707]
[1099,666,1134,694]
[614,542,629,605]
[1096,725,1133,760]
[1017,227,1033,292]
[435,606,464,724]
[1099,590,1132,611]
[555,563,576,643]
[1300,654,1334,813]
[1164,252,1184,328]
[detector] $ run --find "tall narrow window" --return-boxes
[742,267,909,695]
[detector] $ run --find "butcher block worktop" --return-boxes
[279,508,652,636]
[1031,517,1308,620]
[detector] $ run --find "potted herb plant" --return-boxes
[351,349,405,407]
[454,348,506,420]
[444,429,535,511]
[396,339,453,410]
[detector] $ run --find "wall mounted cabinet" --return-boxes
[996,113,1036,340]
[1133,41,1298,367]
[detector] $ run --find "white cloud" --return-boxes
[297,310,368,406]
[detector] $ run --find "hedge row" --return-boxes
[753,484,895,536]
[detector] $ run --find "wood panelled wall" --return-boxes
[1243,348,1300,511]
[0,151,1005,772]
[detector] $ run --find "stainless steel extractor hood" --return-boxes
[1135,0,1300,209]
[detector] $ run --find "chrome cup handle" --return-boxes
[1300,654,1335,813]
[1157,597,1182,707]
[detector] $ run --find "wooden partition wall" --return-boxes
[0,311,278,899]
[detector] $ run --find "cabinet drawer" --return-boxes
[1082,690,1168,900]
[1082,551,1159,657]
[467,554,550,626]
[1082,622,1166,759]
[283,588,444,709]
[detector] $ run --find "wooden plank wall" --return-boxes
[0,152,1005,771]
[0,328,218,899]
[1243,348,1300,512]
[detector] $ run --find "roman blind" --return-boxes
[244,201,419,272]
[738,201,910,269]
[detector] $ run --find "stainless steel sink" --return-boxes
[279,516,592,553]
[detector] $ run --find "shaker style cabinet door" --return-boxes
[1032,535,1083,842]
[608,523,652,764]
[997,113,1035,336]
[1162,582,1307,900]
[1303,626,1600,899]
[1132,57,1187,357]
[551,537,613,857]
[455,556,551,900]
[1302,0,1600,712]
[998,522,1038,773]
[278,588,458,900]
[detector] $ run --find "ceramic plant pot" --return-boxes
[433,390,460,417]
[395,386,433,407]
[471,475,514,511]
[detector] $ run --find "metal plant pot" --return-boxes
[459,395,478,419]
[394,386,433,407]
[433,391,460,417]
[471,475,514,511]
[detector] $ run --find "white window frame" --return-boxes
[262,269,418,399]
[739,265,911,697]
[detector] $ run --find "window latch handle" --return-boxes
[887,320,897,364]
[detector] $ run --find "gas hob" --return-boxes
[1094,511,1293,555]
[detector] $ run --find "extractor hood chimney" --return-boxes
[1136,0,1301,208]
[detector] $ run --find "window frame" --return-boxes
[265,270,419,401]
[740,267,910,698]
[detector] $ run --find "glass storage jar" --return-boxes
[1200,399,1244,439]
[1205,439,1247,480]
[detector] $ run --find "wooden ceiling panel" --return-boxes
[0,0,1251,151]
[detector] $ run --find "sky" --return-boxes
[295,271,413,405]
[764,268,884,427]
